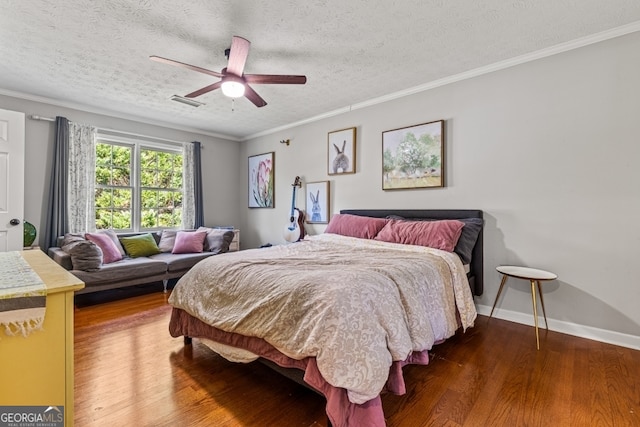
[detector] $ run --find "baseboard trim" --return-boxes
[475,304,640,351]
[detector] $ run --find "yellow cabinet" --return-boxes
[0,250,84,427]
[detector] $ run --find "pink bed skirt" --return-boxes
[169,307,431,427]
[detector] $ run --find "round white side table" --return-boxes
[490,265,558,350]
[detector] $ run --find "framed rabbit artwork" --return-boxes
[305,181,330,223]
[327,127,356,175]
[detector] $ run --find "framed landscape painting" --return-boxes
[306,181,330,224]
[248,152,274,208]
[382,120,444,190]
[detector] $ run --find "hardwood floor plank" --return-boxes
[542,345,573,425]
[570,337,596,426]
[589,343,616,427]
[460,319,524,426]
[603,345,639,427]
[74,291,640,426]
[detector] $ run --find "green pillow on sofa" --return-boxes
[119,233,161,258]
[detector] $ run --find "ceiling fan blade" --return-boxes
[150,55,222,78]
[244,74,307,85]
[243,84,267,108]
[185,81,222,98]
[226,36,251,76]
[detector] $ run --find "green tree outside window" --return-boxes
[95,141,183,230]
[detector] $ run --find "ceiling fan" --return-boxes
[150,36,307,108]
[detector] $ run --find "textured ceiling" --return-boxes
[1,1,640,140]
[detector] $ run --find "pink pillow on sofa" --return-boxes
[85,232,123,264]
[324,214,388,239]
[374,219,465,252]
[172,230,207,254]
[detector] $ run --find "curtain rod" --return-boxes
[30,114,55,122]
[29,114,189,146]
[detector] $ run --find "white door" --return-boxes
[0,108,25,251]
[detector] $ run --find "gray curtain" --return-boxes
[44,117,69,251]
[192,141,204,228]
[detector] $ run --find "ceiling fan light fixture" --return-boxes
[152,36,305,107]
[221,79,245,98]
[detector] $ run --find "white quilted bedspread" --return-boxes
[168,233,477,404]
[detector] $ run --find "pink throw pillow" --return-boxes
[374,219,465,252]
[85,232,123,264]
[324,214,388,239]
[172,230,207,254]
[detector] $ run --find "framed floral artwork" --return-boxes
[248,152,275,208]
[328,127,356,175]
[382,120,444,190]
[305,181,330,224]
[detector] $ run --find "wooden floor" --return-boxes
[74,288,640,427]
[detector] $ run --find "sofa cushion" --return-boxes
[149,252,214,272]
[70,257,167,285]
[198,227,235,254]
[85,232,123,264]
[61,234,102,271]
[48,247,73,271]
[99,229,127,257]
[158,230,178,253]
[172,230,207,254]
[56,233,84,247]
[119,233,161,258]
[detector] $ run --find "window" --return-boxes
[95,138,183,231]
[95,142,133,229]
[139,148,183,228]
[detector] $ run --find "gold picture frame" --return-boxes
[327,127,356,175]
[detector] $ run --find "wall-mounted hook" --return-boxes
[280,139,290,146]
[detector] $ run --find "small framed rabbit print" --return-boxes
[327,127,356,175]
[382,120,444,190]
[306,181,330,223]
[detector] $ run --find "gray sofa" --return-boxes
[48,229,234,295]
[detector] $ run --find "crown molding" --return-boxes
[243,21,640,141]
[0,88,241,142]
[3,20,640,143]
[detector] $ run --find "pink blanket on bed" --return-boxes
[169,307,431,427]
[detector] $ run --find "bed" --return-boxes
[168,209,483,426]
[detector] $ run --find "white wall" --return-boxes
[0,94,242,247]
[240,32,640,346]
